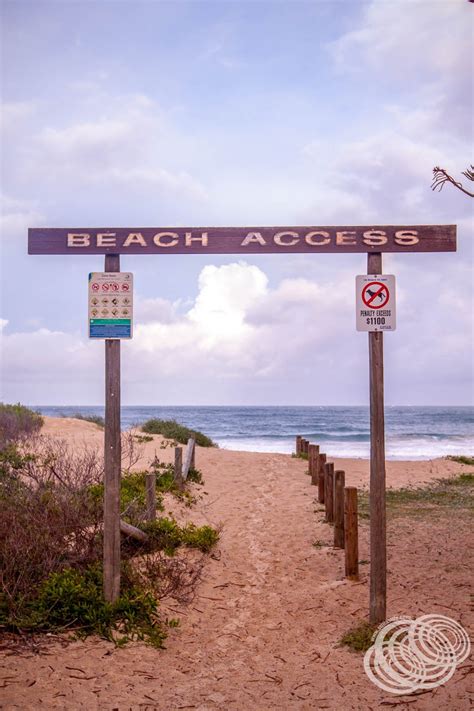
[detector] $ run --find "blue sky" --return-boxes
[0,0,473,405]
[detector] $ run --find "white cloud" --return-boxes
[2,262,470,405]
[0,194,45,249]
[0,101,37,131]
[329,1,469,76]
[328,0,472,140]
[3,93,208,204]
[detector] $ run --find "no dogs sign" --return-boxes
[356,275,396,332]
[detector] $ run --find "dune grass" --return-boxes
[357,472,474,520]
[141,419,216,448]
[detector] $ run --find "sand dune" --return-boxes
[1,417,472,710]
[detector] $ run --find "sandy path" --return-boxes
[1,419,472,710]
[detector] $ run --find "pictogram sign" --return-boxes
[88,272,133,339]
[362,281,390,309]
[356,275,396,332]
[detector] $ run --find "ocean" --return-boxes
[33,406,473,460]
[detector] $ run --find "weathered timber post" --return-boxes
[190,442,195,471]
[145,472,156,521]
[182,438,195,481]
[103,253,121,603]
[120,519,148,542]
[344,487,359,579]
[325,462,335,523]
[309,444,320,485]
[368,252,387,623]
[296,435,302,456]
[174,446,183,488]
[317,453,327,504]
[333,470,345,548]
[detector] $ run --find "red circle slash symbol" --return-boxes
[362,281,389,309]
[121,283,130,292]
[91,283,100,292]
[102,283,110,292]
[110,283,119,291]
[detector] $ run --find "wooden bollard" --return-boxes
[174,446,183,487]
[325,462,335,523]
[296,435,302,456]
[190,443,195,471]
[304,439,310,455]
[317,453,327,503]
[145,473,156,521]
[309,444,320,485]
[344,487,359,579]
[334,470,345,548]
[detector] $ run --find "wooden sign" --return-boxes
[28,225,456,255]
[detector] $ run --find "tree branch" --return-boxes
[432,166,474,198]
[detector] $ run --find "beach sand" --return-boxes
[1,417,472,710]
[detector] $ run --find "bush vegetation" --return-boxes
[141,419,216,448]
[68,413,105,428]
[340,621,377,652]
[0,415,217,646]
[357,472,474,520]
[447,455,474,466]
[0,403,43,448]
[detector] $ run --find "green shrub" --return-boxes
[142,517,184,554]
[187,467,203,484]
[141,419,216,448]
[135,434,153,443]
[20,564,165,647]
[0,403,43,447]
[68,413,105,428]
[89,472,164,525]
[140,518,219,555]
[340,621,377,652]
[181,523,219,552]
[447,455,474,466]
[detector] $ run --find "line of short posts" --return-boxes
[296,436,358,581]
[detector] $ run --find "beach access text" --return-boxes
[356,275,396,332]
[28,224,456,254]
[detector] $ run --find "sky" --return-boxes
[0,0,473,406]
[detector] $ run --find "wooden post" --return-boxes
[145,473,156,521]
[120,519,148,543]
[190,442,195,471]
[309,444,320,485]
[368,252,387,623]
[344,487,359,579]
[182,438,195,481]
[307,443,314,477]
[296,435,302,456]
[174,446,183,487]
[103,253,121,603]
[325,462,335,523]
[334,470,345,548]
[304,439,309,455]
[317,453,326,503]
